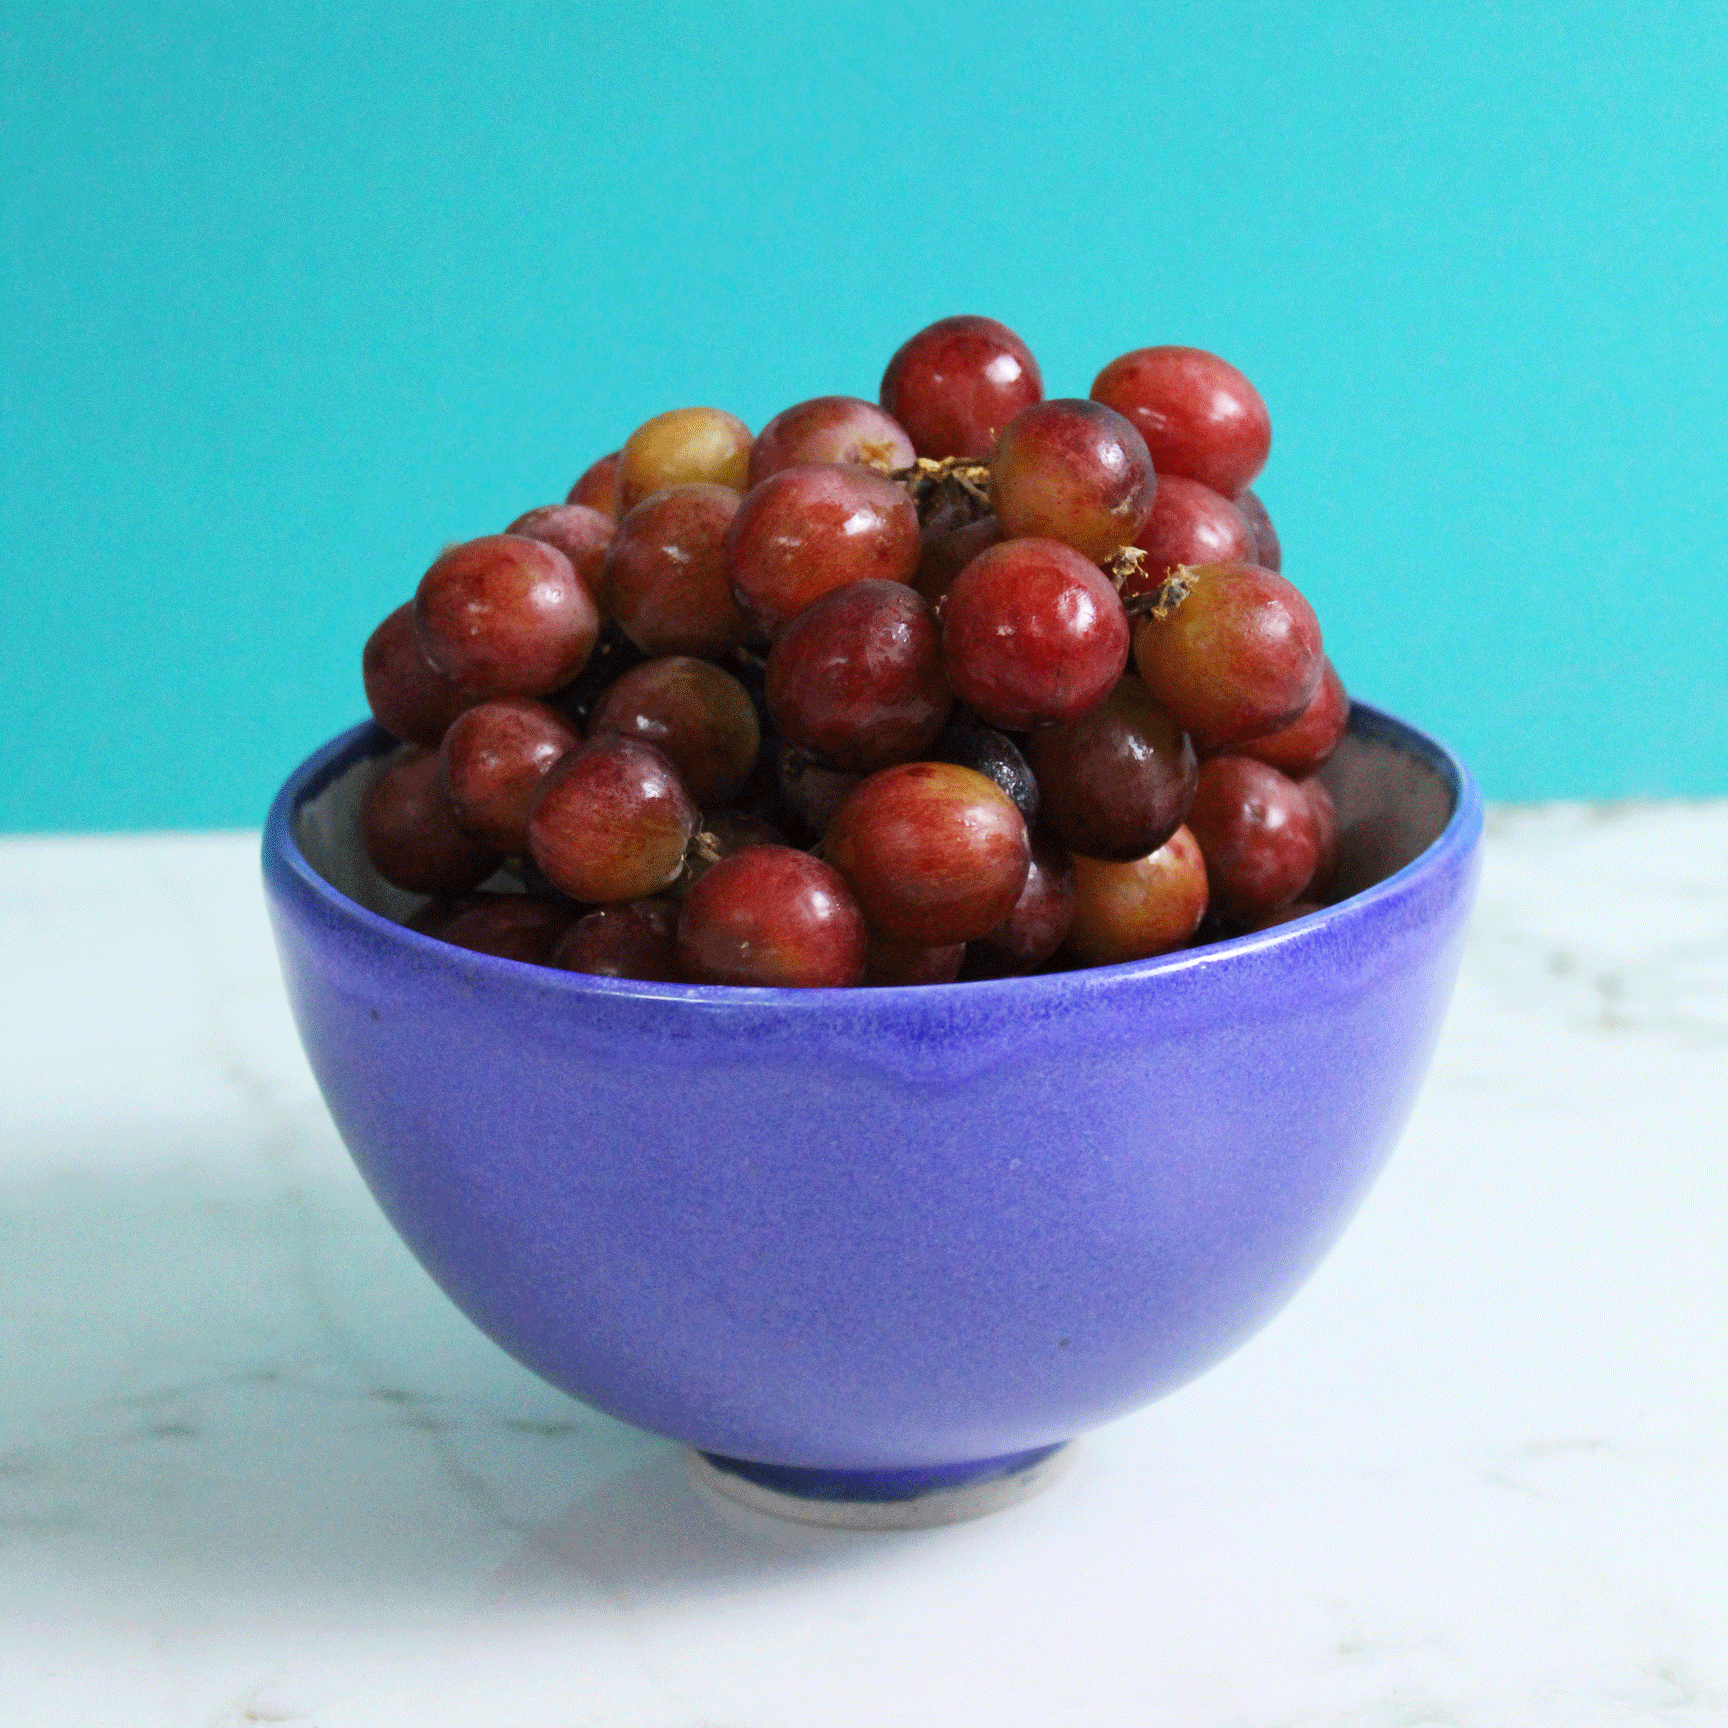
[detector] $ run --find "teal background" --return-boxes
[3,0,1724,832]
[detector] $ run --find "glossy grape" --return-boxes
[1127,474,1254,589]
[362,748,500,895]
[677,846,868,988]
[928,707,1039,828]
[765,580,951,773]
[615,407,752,513]
[748,396,915,485]
[727,463,921,638]
[1237,657,1348,780]
[601,484,753,658]
[825,762,1030,945]
[880,315,1043,459]
[966,833,1075,976]
[586,655,760,808]
[990,399,1156,561]
[1184,755,1319,924]
[1132,561,1322,750]
[526,736,699,904]
[1025,675,1197,861]
[438,697,580,854]
[504,504,613,607]
[414,535,599,698]
[363,603,473,746]
[1064,828,1209,966]
[1090,346,1271,498]
[551,898,682,981]
[940,538,1130,731]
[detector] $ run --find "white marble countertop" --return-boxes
[2,804,1725,1727]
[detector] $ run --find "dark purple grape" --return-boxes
[1024,676,1196,861]
[929,708,1038,829]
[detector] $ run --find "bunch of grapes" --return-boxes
[358,316,1345,988]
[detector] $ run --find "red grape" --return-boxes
[749,396,915,485]
[601,484,753,658]
[863,934,966,986]
[765,580,951,772]
[1132,561,1321,750]
[990,399,1156,561]
[1236,656,1348,780]
[1233,486,1281,571]
[567,451,621,519]
[914,514,1002,608]
[504,504,613,607]
[437,893,576,965]
[1126,474,1254,589]
[1064,828,1209,965]
[526,736,699,904]
[825,762,1030,945]
[879,315,1043,459]
[966,833,1075,976]
[586,655,760,808]
[363,603,473,746]
[677,846,868,988]
[1090,346,1271,498]
[940,538,1130,730]
[414,535,599,699]
[362,748,500,895]
[727,463,921,638]
[438,697,580,854]
[551,898,682,981]
[1184,755,1319,924]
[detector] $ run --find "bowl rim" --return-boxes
[263,701,1482,1006]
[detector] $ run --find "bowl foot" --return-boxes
[686,1442,1072,1530]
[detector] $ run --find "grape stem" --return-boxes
[1120,566,1197,622]
[891,456,994,528]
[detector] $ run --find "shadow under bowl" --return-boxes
[263,704,1480,1513]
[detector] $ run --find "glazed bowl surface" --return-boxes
[263,704,1479,1474]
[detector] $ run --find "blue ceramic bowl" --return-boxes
[264,705,1479,1502]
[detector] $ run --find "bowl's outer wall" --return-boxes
[264,713,1482,1470]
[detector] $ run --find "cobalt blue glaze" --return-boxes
[263,705,1480,1476]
